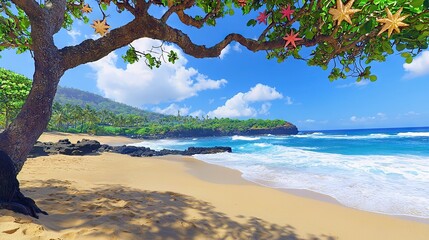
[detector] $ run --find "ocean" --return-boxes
[130,126,429,219]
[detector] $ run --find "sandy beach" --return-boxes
[0,133,428,239]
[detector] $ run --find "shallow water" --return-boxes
[131,126,429,218]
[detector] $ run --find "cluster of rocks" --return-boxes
[28,139,232,158]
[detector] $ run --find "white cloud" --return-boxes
[259,103,271,115]
[350,112,387,122]
[152,103,190,116]
[219,43,243,59]
[337,79,370,88]
[305,119,315,123]
[404,111,420,116]
[219,45,231,59]
[243,83,283,102]
[403,51,429,78]
[285,96,293,105]
[190,110,205,118]
[208,84,283,118]
[84,34,100,40]
[89,38,227,107]
[67,29,81,44]
[209,92,257,118]
[232,42,242,52]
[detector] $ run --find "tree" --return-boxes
[0,0,428,218]
[0,68,31,128]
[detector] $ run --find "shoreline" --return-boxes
[2,132,425,239]
[38,131,429,224]
[183,156,429,225]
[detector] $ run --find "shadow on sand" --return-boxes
[17,179,336,240]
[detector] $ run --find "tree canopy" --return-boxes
[0,0,428,81]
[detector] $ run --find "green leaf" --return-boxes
[405,57,413,64]
[415,24,426,31]
[396,43,406,51]
[369,75,377,82]
[401,52,411,58]
[411,0,424,7]
[246,19,257,27]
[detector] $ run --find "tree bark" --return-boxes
[0,4,64,217]
[0,50,63,173]
[0,41,63,218]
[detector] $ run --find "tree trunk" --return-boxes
[0,54,63,218]
[0,60,64,172]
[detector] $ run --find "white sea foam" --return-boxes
[231,135,261,141]
[293,133,393,140]
[397,132,429,137]
[130,139,196,150]
[194,146,429,218]
[254,143,271,147]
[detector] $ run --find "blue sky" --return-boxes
[1,3,429,131]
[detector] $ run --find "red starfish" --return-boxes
[283,30,302,48]
[237,0,246,7]
[256,11,268,24]
[281,5,294,21]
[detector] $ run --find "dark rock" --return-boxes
[183,146,232,155]
[28,139,101,157]
[58,139,71,144]
[28,142,49,158]
[98,144,113,152]
[74,139,101,154]
[28,139,232,158]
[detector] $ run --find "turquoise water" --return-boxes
[131,127,429,218]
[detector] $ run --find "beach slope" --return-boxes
[0,133,428,239]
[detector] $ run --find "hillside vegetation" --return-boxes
[55,87,164,121]
[2,69,298,138]
[49,102,298,138]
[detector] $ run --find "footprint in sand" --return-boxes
[2,228,20,234]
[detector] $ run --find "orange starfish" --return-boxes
[376,7,409,38]
[91,19,110,36]
[329,0,361,25]
[81,4,92,13]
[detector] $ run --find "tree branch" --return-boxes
[10,0,42,19]
[60,18,144,70]
[161,0,222,29]
[48,0,67,34]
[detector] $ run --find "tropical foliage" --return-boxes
[0,68,31,128]
[48,102,291,137]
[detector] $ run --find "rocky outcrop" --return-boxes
[28,139,101,157]
[244,125,299,135]
[28,139,232,158]
[109,145,232,157]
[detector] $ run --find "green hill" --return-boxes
[54,86,164,121]
[52,86,298,138]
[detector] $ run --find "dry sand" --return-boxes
[0,133,428,239]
